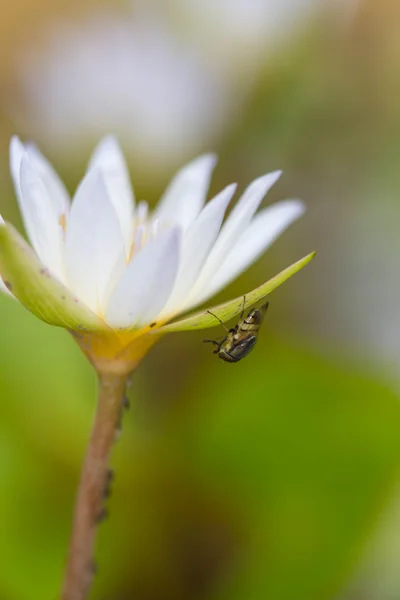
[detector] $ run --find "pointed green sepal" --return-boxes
[159,251,316,333]
[0,222,108,332]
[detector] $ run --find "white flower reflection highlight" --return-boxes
[4,135,304,330]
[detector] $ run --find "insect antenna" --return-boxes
[240,295,246,320]
[206,310,230,333]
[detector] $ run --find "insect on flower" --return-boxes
[203,297,269,363]
[0,134,315,373]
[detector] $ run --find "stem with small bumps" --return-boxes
[61,371,129,600]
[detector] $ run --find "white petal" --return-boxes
[25,142,70,218]
[18,155,65,279]
[195,200,305,306]
[10,136,70,221]
[0,277,13,297]
[0,219,107,329]
[65,169,125,314]
[162,183,236,313]
[155,154,217,230]
[10,136,25,198]
[193,171,282,293]
[106,228,181,329]
[0,219,11,296]
[89,136,135,256]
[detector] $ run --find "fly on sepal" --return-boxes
[203,297,269,363]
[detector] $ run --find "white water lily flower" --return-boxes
[0,135,314,372]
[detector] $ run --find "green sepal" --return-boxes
[0,222,108,332]
[159,251,316,333]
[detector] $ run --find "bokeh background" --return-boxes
[1,0,400,599]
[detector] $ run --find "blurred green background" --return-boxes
[1,0,400,599]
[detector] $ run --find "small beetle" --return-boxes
[204,298,269,362]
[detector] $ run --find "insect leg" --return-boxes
[203,338,221,346]
[203,337,225,354]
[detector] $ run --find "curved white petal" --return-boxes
[0,220,107,330]
[106,228,181,329]
[65,169,125,314]
[155,154,217,230]
[25,142,70,218]
[162,183,236,314]
[89,135,135,256]
[0,217,12,297]
[193,199,305,306]
[0,276,13,297]
[11,136,70,221]
[10,136,25,199]
[18,155,65,279]
[192,171,282,295]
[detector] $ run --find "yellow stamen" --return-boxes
[59,213,67,231]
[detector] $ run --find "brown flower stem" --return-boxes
[61,371,129,600]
